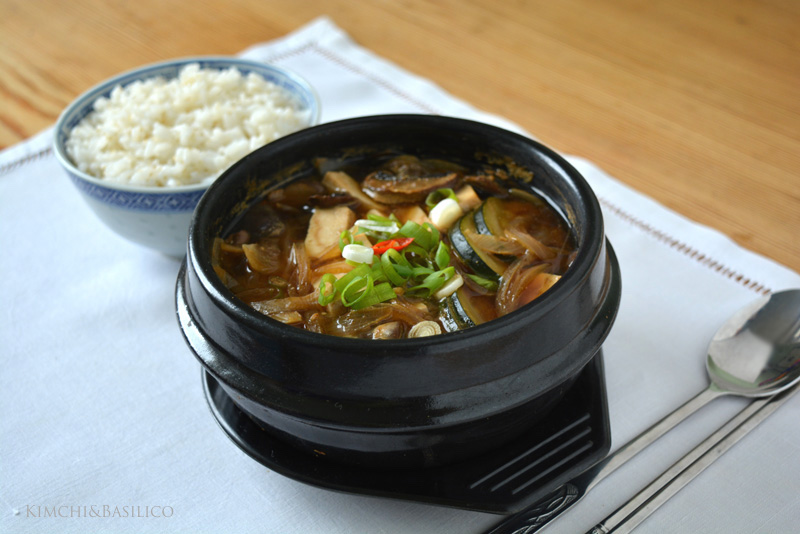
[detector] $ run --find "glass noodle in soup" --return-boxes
[212,154,576,339]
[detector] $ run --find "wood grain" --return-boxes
[1,0,797,272]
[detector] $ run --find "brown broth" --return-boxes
[213,155,576,339]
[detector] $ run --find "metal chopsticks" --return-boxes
[588,382,800,533]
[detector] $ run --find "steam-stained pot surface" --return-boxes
[176,115,621,469]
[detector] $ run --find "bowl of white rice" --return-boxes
[54,56,320,256]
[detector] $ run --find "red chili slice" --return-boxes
[372,237,414,255]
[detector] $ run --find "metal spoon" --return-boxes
[486,288,800,534]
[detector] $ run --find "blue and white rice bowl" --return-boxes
[54,56,320,256]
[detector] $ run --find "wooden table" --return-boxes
[2,0,798,272]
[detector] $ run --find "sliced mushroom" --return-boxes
[322,171,385,211]
[362,171,458,204]
[372,321,404,340]
[383,154,428,175]
[463,173,507,197]
[307,193,360,209]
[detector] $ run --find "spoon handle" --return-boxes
[589,382,799,533]
[587,385,721,491]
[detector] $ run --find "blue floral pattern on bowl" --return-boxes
[66,174,206,212]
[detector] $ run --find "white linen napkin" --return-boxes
[2,16,798,534]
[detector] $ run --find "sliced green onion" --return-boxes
[425,188,458,208]
[370,260,388,283]
[355,218,400,235]
[342,243,374,264]
[433,273,464,300]
[366,212,399,224]
[423,222,440,248]
[318,206,473,310]
[403,243,433,263]
[434,241,451,270]
[340,274,396,310]
[398,221,429,250]
[340,274,373,308]
[467,273,499,292]
[397,220,443,252]
[318,273,337,305]
[338,229,355,251]
[334,264,372,293]
[408,267,455,297]
[429,198,463,230]
[380,249,410,286]
[393,262,414,278]
[410,265,435,278]
[350,282,396,311]
[375,282,397,300]
[319,262,400,310]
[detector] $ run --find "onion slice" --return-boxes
[496,254,549,316]
[468,233,525,256]
[290,242,312,294]
[505,224,555,260]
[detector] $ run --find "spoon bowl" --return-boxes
[708,290,800,397]
[605,289,800,477]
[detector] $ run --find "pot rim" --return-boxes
[187,114,605,352]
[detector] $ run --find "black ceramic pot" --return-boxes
[176,115,621,470]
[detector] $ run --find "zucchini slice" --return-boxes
[441,287,491,332]
[449,214,507,278]
[473,197,505,236]
[439,286,495,332]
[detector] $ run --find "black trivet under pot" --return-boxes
[202,352,611,515]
